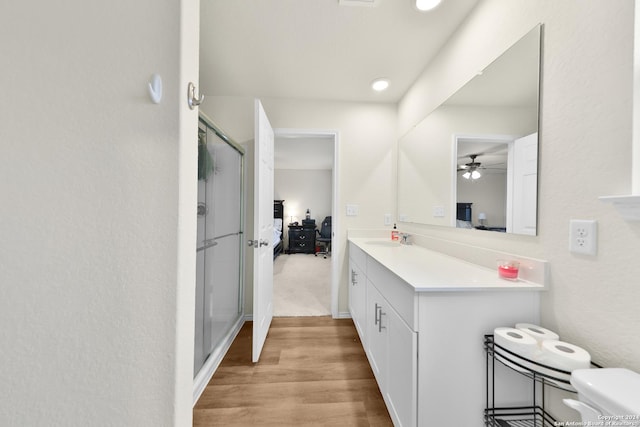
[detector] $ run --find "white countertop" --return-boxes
[349,237,546,292]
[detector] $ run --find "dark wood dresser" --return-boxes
[287,224,316,254]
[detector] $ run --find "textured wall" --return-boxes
[0,0,197,425]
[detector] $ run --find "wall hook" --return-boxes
[148,74,162,104]
[187,82,204,110]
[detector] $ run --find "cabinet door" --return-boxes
[366,281,388,391]
[348,260,367,344]
[386,307,417,427]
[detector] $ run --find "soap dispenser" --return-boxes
[391,224,399,241]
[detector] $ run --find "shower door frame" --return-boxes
[193,113,246,404]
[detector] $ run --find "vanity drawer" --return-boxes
[366,256,417,331]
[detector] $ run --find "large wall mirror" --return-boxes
[397,24,541,235]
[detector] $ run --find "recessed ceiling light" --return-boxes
[415,0,442,12]
[371,78,389,92]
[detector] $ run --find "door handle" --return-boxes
[249,239,269,248]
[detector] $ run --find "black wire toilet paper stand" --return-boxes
[484,334,603,427]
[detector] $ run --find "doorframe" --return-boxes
[274,128,340,318]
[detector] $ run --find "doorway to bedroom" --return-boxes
[272,130,337,317]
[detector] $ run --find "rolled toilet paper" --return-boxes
[536,340,591,383]
[494,327,540,372]
[516,323,560,345]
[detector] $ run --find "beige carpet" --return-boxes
[273,253,331,317]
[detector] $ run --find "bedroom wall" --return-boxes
[275,169,332,248]
[457,172,507,227]
[397,0,637,419]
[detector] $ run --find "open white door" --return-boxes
[251,99,274,363]
[509,132,538,235]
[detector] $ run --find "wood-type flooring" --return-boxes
[193,317,392,426]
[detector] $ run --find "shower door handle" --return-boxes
[248,239,258,247]
[197,239,218,252]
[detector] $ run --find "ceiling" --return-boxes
[199,0,480,104]
[275,135,334,170]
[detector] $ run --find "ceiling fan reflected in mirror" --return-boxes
[457,153,506,180]
[458,154,483,180]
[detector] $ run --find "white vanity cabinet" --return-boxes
[350,244,417,427]
[347,240,544,427]
[365,281,387,387]
[366,280,417,427]
[348,244,367,342]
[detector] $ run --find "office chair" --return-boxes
[315,216,332,259]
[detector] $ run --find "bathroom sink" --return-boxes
[365,240,401,247]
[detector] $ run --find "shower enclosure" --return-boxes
[194,115,245,388]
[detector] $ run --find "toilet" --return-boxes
[564,368,640,426]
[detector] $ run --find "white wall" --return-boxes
[275,169,332,247]
[457,172,507,227]
[201,97,397,315]
[398,0,638,419]
[0,1,198,425]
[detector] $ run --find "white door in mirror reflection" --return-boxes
[508,132,538,235]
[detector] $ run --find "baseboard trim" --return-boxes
[334,311,352,319]
[193,315,245,406]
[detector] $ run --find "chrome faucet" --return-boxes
[400,233,412,245]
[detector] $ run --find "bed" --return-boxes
[273,200,284,259]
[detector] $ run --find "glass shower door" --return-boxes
[194,121,243,377]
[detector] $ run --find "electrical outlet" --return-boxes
[433,206,445,217]
[384,213,392,226]
[569,219,597,255]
